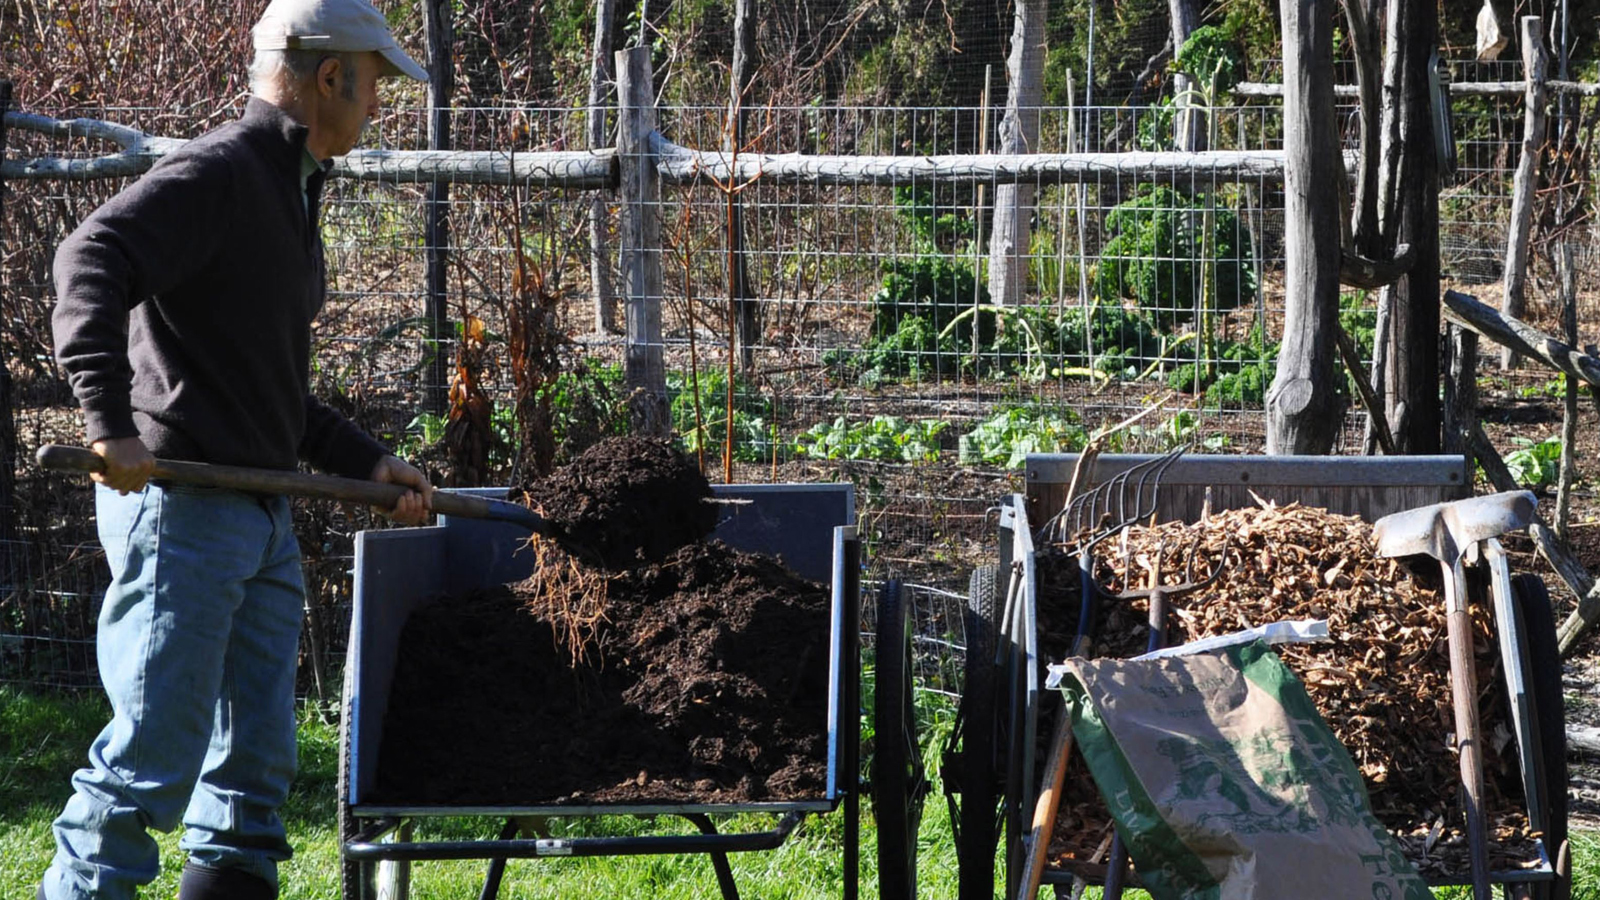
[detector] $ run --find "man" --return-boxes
[41,2,433,898]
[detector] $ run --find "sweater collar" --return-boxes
[242,96,321,174]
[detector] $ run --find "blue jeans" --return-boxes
[42,483,304,900]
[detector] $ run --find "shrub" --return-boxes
[1165,327,1277,406]
[1095,186,1258,331]
[872,256,996,349]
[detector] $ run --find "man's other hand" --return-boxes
[369,455,432,525]
[91,437,155,495]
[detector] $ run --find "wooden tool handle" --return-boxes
[36,444,547,533]
[1017,712,1075,900]
[1445,586,1491,900]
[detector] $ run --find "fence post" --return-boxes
[1443,323,1478,476]
[728,0,757,373]
[1500,15,1548,371]
[588,0,618,334]
[0,80,17,588]
[617,46,669,436]
[423,0,454,415]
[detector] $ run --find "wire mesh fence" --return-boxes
[2,61,1592,692]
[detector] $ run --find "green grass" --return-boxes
[0,685,968,899]
[3,684,1594,899]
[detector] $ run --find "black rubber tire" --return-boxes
[873,579,923,900]
[335,660,368,900]
[1512,574,1569,900]
[957,565,1002,900]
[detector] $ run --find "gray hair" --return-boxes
[248,48,358,101]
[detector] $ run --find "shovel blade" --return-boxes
[1372,490,1537,563]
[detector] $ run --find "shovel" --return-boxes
[1373,489,1537,900]
[37,444,553,535]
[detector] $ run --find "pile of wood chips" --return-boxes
[1041,500,1540,879]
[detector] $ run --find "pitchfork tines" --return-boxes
[1041,445,1187,549]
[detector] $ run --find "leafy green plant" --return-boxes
[793,415,948,463]
[872,256,996,349]
[1174,25,1247,93]
[1519,378,1569,401]
[1504,436,1564,488]
[670,368,773,463]
[1095,185,1257,331]
[974,303,1159,380]
[543,363,629,457]
[1165,327,1278,406]
[959,407,1087,468]
[830,255,1001,386]
[1130,409,1231,451]
[893,183,977,249]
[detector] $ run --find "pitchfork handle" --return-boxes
[37,444,551,534]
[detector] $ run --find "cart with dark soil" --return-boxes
[333,438,916,900]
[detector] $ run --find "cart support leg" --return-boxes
[476,819,521,900]
[685,814,741,900]
[379,820,413,900]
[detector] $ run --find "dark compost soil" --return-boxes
[518,435,718,569]
[371,441,832,807]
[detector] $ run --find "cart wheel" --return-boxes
[336,661,369,900]
[956,565,1003,900]
[874,579,926,900]
[1511,574,1569,900]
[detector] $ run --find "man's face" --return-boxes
[318,51,383,157]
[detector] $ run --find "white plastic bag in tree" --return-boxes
[1477,0,1508,61]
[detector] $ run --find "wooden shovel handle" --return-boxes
[1017,711,1075,900]
[36,444,548,533]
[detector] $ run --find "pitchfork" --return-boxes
[1017,447,1224,900]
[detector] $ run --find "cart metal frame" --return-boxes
[336,483,886,900]
[945,453,1569,900]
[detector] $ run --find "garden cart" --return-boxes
[334,482,922,900]
[942,453,1568,900]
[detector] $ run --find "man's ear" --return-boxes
[316,56,342,98]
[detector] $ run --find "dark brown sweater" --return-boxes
[52,98,387,478]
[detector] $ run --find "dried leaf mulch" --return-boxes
[1036,500,1542,879]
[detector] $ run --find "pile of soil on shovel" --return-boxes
[518,436,718,569]
[370,441,831,807]
[1032,502,1541,879]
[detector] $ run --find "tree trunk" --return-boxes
[588,0,618,334]
[1339,0,1383,253]
[1169,0,1204,151]
[1267,0,1343,454]
[422,0,453,415]
[987,0,1046,308]
[1385,0,1442,453]
[1500,16,1548,369]
[1556,243,1578,538]
[618,47,668,436]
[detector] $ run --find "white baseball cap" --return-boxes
[253,0,429,82]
